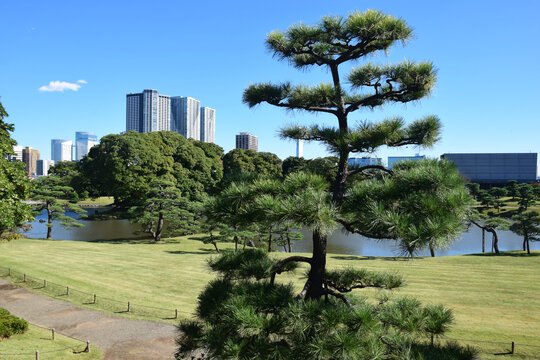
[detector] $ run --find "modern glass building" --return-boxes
[441,153,538,184]
[236,132,258,151]
[348,157,383,168]
[172,96,200,140]
[37,159,55,176]
[126,89,171,133]
[51,139,72,162]
[200,106,215,143]
[387,154,426,169]
[75,132,98,161]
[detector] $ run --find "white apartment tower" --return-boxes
[51,139,73,162]
[200,107,215,143]
[171,96,200,140]
[236,132,258,151]
[126,89,171,133]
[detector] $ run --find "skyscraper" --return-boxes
[236,132,258,151]
[22,147,40,175]
[171,96,200,140]
[126,89,171,133]
[75,132,98,160]
[51,139,72,162]
[37,159,55,176]
[7,145,23,161]
[200,107,215,143]
[296,139,303,158]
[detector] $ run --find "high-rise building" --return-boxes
[200,107,215,143]
[126,89,171,133]
[22,147,40,175]
[172,97,200,140]
[387,154,426,169]
[236,132,258,151]
[296,139,303,158]
[51,139,73,162]
[6,145,23,161]
[37,159,55,176]
[75,132,98,160]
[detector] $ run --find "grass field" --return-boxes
[0,324,102,359]
[0,237,539,359]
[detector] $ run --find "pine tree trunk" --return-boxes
[46,205,52,239]
[332,152,349,203]
[154,213,164,242]
[234,235,238,252]
[482,229,485,253]
[267,231,272,252]
[429,244,435,257]
[490,230,499,254]
[303,229,327,300]
[525,231,530,254]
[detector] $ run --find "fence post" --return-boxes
[511,341,514,354]
[93,294,96,304]
[52,328,55,340]
[127,301,130,312]
[8,267,11,276]
[66,286,69,295]
[175,309,178,319]
[24,274,26,282]
[44,279,47,288]
[36,350,39,360]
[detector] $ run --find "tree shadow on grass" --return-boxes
[463,251,540,257]
[331,255,423,261]
[166,249,216,255]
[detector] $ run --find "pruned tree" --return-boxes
[469,210,510,254]
[128,179,197,242]
[516,183,537,211]
[32,176,85,239]
[510,210,539,254]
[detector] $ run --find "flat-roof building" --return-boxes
[236,132,258,151]
[388,154,426,169]
[441,153,538,184]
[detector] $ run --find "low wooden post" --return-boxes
[36,350,39,360]
[127,301,130,312]
[66,286,69,295]
[23,274,26,282]
[8,267,11,276]
[175,309,178,319]
[43,280,47,288]
[93,294,96,304]
[52,328,55,340]
[511,341,514,354]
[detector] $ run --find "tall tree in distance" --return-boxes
[32,176,85,239]
[0,100,33,238]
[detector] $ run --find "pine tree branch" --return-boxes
[348,165,393,177]
[322,287,352,307]
[270,256,312,284]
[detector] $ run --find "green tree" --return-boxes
[507,180,518,200]
[465,183,480,200]
[179,10,474,359]
[469,211,510,254]
[516,183,536,211]
[0,100,34,238]
[128,180,197,242]
[222,149,282,179]
[81,131,223,206]
[510,210,540,254]
[489,187,507,199]
[32,176,85,239]
[282,156,307,177]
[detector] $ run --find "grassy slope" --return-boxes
[0,324,102,359]
[0,237,538,359]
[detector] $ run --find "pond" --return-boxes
[25,207,538,257]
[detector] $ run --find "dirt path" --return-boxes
[0,279,177,359]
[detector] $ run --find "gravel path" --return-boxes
[0,279,177,359]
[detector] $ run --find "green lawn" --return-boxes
[0,237,539,359]
[0,324,102,359]
[76,196,114,206]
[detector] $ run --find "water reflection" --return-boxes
[25,208,538,256]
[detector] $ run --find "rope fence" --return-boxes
[0,265,184,321]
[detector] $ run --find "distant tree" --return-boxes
[510,210,540,254]
[534,185,540,200]
[128,180,197,242]
[465,183,480,200]
[477,190,494,209]
[489,187,507,199]
[222,148,282,179]
[516,183,536,211]
[32,176,85,239]
[0,100,34,238]
[282,156,307,176]
[81,131,223,206]
[469,211,510,254]
[507,180,518,200]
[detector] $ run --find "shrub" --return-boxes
[0,308,28,338]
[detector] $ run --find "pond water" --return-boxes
[25,208,538,256]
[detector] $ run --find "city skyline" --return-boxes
[0,0,538,165]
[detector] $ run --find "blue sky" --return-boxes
[1,0,539,166]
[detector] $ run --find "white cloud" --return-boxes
[77,79,87,84]
[38,81,82,92]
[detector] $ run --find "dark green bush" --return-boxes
[0,308,28,338]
